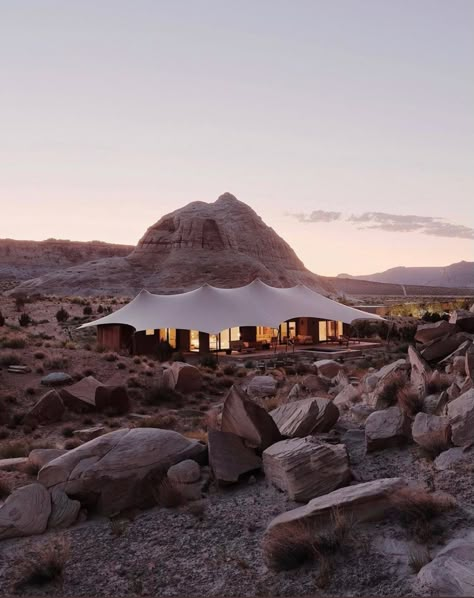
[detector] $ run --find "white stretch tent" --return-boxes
[79,279,383,334]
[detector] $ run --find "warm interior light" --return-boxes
[145,329,154,336]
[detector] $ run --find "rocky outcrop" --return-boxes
[447,389,474,446]
[25,390,65,424]
[163,362,202,394]
[208,429,261,484]
[263,437,350,501]
[417,538,474,596]
[220,386,281,450]
[10,194,333,296]
[167,460,201,501]
[0,484,51,540]
[412,413,451,452]
[48,487,81,529]
[365,407,411,452]
[247,376,278,398]
[38,428,206,516]
[408,346,431,398]
[266,478,407,533]
[313,360,342,379]
[269,398,320,438]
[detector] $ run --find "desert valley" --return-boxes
[0,195,473,597]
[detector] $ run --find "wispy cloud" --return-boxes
[290,210,474,240]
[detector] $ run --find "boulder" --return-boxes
[350,404,375,423]
[314,359,342,379]
[0,483,51,539]
[270,398,319,438]
[449,309,474,333]
[434,446,473,471]
[41,372,73,387]
[247,375,277,398]
[263,437,350,502]
[440,339,472,364]
[0,457,28,471]
[466,348,474,379]
[366,360,407,409]
[312,398,339,432]
[167,459,201,501]
[208,428,261,484]
[28,448,67,470]
[95,385,130,414]
[287,383,302,400]
[163,362,202,394]
[60,376,101,412]
[333,383,360,410]
[408,346,431,398]
[220,386,281,450]
[365,406,411,452]
[423,391,448,415]
[415,320,454,344]
[48,487,81,529]
[301,374,329,393]
[417,539,474,596]
[38,428,206,516]
[266,478,406,533]
[421,333,470,362]
[74,425,106,442]
[25,389,65,424]
[412,412,451,452]
[447,389,474,446]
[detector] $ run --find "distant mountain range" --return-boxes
[338,261,474,289]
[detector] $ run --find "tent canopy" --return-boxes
[79,279,383,335]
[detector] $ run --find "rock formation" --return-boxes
[9,193,333,296]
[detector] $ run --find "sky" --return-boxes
[0,0,473,276]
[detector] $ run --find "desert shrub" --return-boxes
[216,376,234,388]
[222,364,236,376]
[0,479,11,499]
[0,311,5,326]
[97,304,104,313]
[15,296,25,311]
[135,413,178,430]
[117,361,126,370]
[144,385,184,407]
[244,360,255,369]
[199,354,218,370]
[25,387,36,396]
[284,366,297,375]
[103,352,119,362]
[295,362,311,375]
[34,350,45,359]
[64,439,81,450]
[83,305,93,316]
[390,487,456,543]
[0,428,10,439]
[133,356,142,364]
[13,535,70,590]
[263,508,354,572]
[408,545,431,573]
[61,425,75,438]
[378,373,408,407]
[156,340,173,362]
[36,366,45,374]
[1,336,27,349]
[236,368,247,377]
[0,440,30,459]
[153,476,187,508]
[18,313,31,327]
[0,352,21,366]
[82,368,95,377]
[44,356,69,370]
[109,518,128,537]
[55,307,70,323]
[127,375,145,388]
[397,386,424,417]
[426,372,451,395]
[171,351,186,363]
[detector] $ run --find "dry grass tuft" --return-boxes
[390,487,456,543]
[183,429,208,443]
[13,535,70,590]
[263,508,354,572]
[426,372,451,395]
[109,518,128,537]
[153,476,188,508]
[397,385,424,417]
[134,413,178,430]
[0,440,30,459]
[378,372,408,407]
[408,545,431,573]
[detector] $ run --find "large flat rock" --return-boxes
[263,437,350,502]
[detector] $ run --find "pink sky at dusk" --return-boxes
[1,1,472,277]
